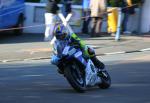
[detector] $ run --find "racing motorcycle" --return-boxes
[52,39,111,93]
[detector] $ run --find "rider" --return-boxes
[51,24,106,76]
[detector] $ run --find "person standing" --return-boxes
[44,0,61,42]
[62,0,72,17]
[82,0,91,34]
[121,0,135,34]
[90,0,106,37]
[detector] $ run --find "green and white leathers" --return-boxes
[70,33,95,58]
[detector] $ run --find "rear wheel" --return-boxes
[64,61,86,93]
[98,71,111,89]
[14,15,24,36]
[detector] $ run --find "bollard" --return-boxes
[115,8,122,41]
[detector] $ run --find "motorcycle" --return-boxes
[52,39,111,93]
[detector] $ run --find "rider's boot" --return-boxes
[91,56,105,70]
[91,56,107,78]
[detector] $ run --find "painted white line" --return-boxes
[140,48,150,52]
[0,48,149,63]
[2,60,8,63]
[89,45,100,48]
[23,96,40,98]
[104,51,126,55]
[21,75,44,77]
[23,57,50,61]
[2,59,22,63]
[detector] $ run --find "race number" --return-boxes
[62,46,70,55]
[75,51,82,58]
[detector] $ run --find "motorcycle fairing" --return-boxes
[85,59,101,86]
[62,46,87,66]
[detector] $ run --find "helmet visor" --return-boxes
[56,33,67,40]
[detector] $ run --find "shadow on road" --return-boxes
[0,33,44,44]
[0,61,150,102]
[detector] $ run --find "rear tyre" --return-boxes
[64,61,86,93]
[14,15,24,36]
[98,71,111,89]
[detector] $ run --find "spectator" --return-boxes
[82,0,91,34]
[44,0,61,42]
[62,0,72,17]
[121,0,135,34]
[90,0,106,37]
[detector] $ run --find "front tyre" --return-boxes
[98,71,111,89]
[64,61,86,93]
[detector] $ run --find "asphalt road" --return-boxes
[0,51,150,103]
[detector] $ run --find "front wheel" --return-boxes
[98,71,111,89]
[64,61,86,93]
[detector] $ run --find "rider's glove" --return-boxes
[84,45,95,58]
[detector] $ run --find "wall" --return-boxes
[141,0,150,33]
[23,3,46,34]
[23,3,85,34]
[126,8,140,33]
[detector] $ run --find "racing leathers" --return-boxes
[51,33,105,72]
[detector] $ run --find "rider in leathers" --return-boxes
[51,24,105,76]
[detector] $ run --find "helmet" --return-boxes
[54,24,68,40]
